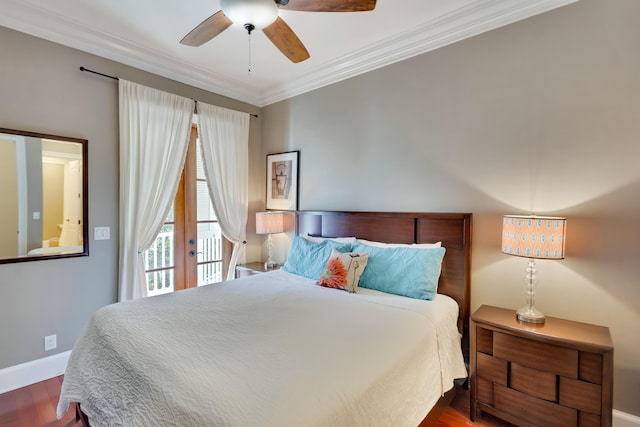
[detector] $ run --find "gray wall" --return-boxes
[262,0,640,415]
[0,26,262,368]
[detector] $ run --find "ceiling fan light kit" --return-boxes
[221,0,279,30]
[181,0,377,63]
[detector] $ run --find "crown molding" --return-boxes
[0,0,264,106]
[0,0,579,107]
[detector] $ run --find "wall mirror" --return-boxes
[0,128,88,264]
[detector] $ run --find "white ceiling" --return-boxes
[1,0,577,107]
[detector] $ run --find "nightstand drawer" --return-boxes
[579,412,601,427]
[477,377,494,405]
[235,262,278,278]
[494,331,579,378]
[560,377,602,414]
[580,352,603,384]
[477,327,494,354]
[494,384,578,427]
[236,268,261,278]
[477,353,507,386]
[510,363,557,402]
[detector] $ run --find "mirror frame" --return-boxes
[0,128,89,264]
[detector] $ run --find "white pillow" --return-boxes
[355,238,442,248]
[302,235,357,244]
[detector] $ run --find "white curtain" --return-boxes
[197,102,250,280]
[118,79,195,301]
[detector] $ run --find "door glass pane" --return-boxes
[145,222,175,296]
[196,142,206,180]
[196,140,222,286]
[196,181,216,221]
[197,261,222,287]
[145,267,174,297]
[197,221,222,263]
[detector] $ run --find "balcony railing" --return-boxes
[145,230,223,297]
[144,232,174,296]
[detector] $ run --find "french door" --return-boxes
[144,126,231,296]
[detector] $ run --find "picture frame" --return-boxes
[266,151,299,211]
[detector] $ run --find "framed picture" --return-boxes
[266,151,299,211]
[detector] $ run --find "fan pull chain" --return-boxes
[244,23,255,75]
[248,31,252,75]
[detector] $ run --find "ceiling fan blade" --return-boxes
[262,17,310,63]
[280,0,376,12]
[180,11,233,47]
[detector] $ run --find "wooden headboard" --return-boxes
[296,211,472,362]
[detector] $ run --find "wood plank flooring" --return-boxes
[0,376,512,426]
[0,376,80,427]
[435,385,513,427]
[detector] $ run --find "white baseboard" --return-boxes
[615,410,640,427]
[0,351,71,394]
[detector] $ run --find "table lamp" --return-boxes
[256,211,284,269]
[501,215,567,324]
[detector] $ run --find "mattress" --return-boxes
[57,270,467,427]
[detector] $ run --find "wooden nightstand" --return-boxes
[470,305,613,427]
[235,262,279,279]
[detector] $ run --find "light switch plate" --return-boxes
[94,226,111,240]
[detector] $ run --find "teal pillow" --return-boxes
[352,242,446,300]
[283,236,353,280]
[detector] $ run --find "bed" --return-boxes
[57,211,472,426]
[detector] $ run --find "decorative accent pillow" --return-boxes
[282,236,352,280]
[352,242,446,300]
[317,249,369,293]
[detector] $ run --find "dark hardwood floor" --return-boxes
[435,385,513,427]
[0,376,512,427]
[0,376,80,427]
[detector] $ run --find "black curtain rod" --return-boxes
[80,66,118,80]
[79,66,258,118]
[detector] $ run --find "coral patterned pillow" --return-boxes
[317,249,369,293]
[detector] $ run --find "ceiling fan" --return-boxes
[180,0,377,63]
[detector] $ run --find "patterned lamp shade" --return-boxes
[256,211,284,235]
[502,215,567,260]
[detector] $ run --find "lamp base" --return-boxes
[516,306,545,324]
[264,261,278,270]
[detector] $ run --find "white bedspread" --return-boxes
[57,270,467,427]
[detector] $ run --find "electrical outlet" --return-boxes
[44,334,57,351]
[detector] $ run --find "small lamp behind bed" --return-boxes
[256,211,284,269]
[501,215,567,324]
